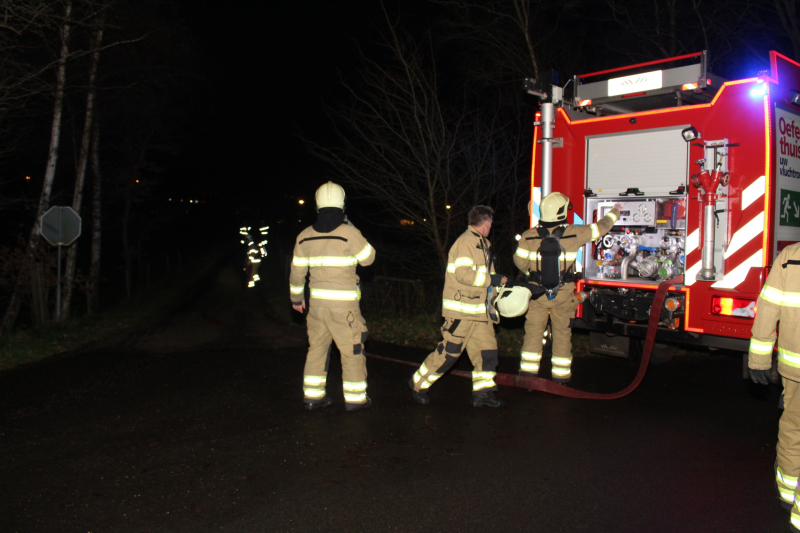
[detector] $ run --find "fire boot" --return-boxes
[304,396,333,411]
[409,378,430,405]
[345,396,372,412]
[471,391,506,408]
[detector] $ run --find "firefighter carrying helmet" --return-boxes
[315,181,346,211]
[540,192,570,223]
[494,285,532,318]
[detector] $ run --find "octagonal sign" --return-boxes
[40,206,81,246]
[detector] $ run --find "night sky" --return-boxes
[178,1,391,215]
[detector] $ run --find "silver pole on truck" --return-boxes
[539,102,555,196]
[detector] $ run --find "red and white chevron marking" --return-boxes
[684,175,766,288]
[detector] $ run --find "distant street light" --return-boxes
[445,205,451,210]
[299,199,305,205]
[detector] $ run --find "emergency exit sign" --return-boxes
[780,188,800,227]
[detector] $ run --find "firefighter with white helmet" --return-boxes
[748,243,800,531]
[514,192,621,384]
[289,181,376,411]
[409,205,509,408]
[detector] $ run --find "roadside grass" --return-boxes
[261,280,594,359]
[313,311,591,358]
[0,252,225,371]
[1,257,700,372]
[263,280,298,326]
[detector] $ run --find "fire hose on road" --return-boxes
[204,275,683,399]
[367,275,684,399]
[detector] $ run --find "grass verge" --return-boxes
[261,281,593,359]
[368,312,591,358]
[0,251,225,371]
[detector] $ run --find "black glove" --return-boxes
[490,274,505,286]
[749,368,771,385]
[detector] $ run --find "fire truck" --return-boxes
[525,51,800,358]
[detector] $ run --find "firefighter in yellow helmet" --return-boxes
[748,242,800,531]
[514,192,620,384]
[409,205,508,407]
[289,181,376,411]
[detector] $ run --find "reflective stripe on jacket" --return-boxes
[749,243,800,381]
[441,228,495,321]
[289,223,376,308]
[513,208,619,293]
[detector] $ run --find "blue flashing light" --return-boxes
[750,83,767,98]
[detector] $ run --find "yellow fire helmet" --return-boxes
[539,192,570,223]
[494,285,532,318]
[315,181,346,211]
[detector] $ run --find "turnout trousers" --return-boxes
[303,306,369,408]
[519,288,579,380]
[778,377,800,530]
[411,318,499,394]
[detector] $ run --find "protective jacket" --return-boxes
[441,228,497,321]
[749,242,800,382]
[748,244,800,528]
[412,225,501,398]
[514,208,619,293]
[289,224,375,308]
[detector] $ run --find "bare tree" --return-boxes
[596,0,756,72]
[0,0,192,335]
[307,16,525,276]
[741,0,800,64]
[61,13,103,320]
[1,0,73,334]
[0,0,62,158]
[86,121,101,313]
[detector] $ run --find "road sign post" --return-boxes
[40,206,82,322]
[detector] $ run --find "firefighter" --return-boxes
[409,205,508,408]
[289,181,376,412]
[243,231,261,289]
[514,192,621,384]
[748,242,800,531]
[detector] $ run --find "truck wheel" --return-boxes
[631,338,677,365]
[649,342,678,365]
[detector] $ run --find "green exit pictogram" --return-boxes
[781,189,800,227]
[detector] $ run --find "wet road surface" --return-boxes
[0,264,789,532]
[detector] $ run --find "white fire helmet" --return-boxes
[539,192,570,223]
[494,285,532,318]
[315,181,346,211]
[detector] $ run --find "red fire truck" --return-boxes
[526,51,800,357]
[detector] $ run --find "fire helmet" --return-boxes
[494,285,532,318]
[315,181,346,211]
[539,192,570,223]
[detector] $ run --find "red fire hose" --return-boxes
[204,274,683,399]
[367,274,684,400]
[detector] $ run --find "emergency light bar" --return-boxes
[573,51,720,112]
[608,70,663,96]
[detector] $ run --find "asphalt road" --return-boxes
[0,264,790,533]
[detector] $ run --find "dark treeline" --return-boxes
[303,0,799,286]
[0,0,210,336]
[2,0,799,335]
